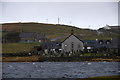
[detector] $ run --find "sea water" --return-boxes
[2,62,119,78]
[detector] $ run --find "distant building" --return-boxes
[99,25,119,30]
[40,29,119,55]
[19,32,35,43]
[109,26,119,29]
[83,40,96,52]
[19,32,47,43]
[61,29,84,53]
[36,33,47,43]
[103,25,111,29]
[41,41,61,53]
[41,29,84,53]
[111,38,119,48]
[84,40,113,48]
[83,39,119,54]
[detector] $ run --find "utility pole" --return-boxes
[69,21,72,25]
[46,19,48,23]
[58,18,59,24]
[88,25,90,29]
[98,25,100,27]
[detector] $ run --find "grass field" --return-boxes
[83,53,104,56]
[2,43,39,53]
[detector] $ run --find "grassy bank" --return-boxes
[38,56,120,62]
[75,75,120,80]
[90,75,120,78]
[2,55,39,62]
[2,56,120,62]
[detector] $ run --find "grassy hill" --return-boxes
[2,22,96,39]
[2,22,119,40]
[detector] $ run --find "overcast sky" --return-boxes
[1,2,118,29]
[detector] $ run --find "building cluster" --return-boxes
[40,30,119,54]
[99,25,119,30]
[3,29,119,55]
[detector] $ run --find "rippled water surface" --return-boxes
[2,62,119,78]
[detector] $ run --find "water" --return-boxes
[2,62,119,78]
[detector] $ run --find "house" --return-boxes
[61,29,84,53]
[100,25,120,30]
[41,41,61,50]
[103,25,111,29]
[95,40,112,48]
[109,26,119,29]
[109,38,120,55]
[82,39,117,53]
[83,40,96,52]
[39,29,118,55]
[19,32,35,43]
[99,25,119,31]
[41,29,84,54]
[41,41,61,54]
[19,32,47,43]
[36,33,47,43]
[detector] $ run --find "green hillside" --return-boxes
[2,22,96,39]
[2,22,119,40]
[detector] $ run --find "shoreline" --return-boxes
[2,58,120,62]
[2,56,120,62]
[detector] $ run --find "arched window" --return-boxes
[106,40,111,45]
[99,40,103,45]
[65,44,67,47]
